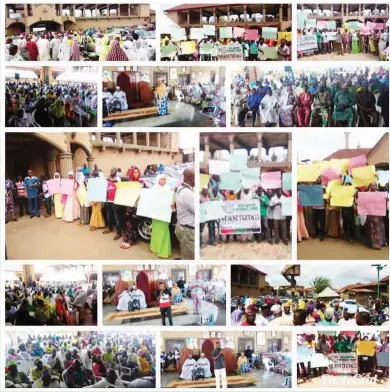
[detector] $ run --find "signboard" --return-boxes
[262,27,277,39]
[200,200,225,222]
[199,42,214,55]
[298,184,324,207]
[203,25,215,36]
[357,192,387,216]
[297,34,318,52]
[136,188,173,223]
[209,160,230,175]
[328,353,358,376]
[190,28,205,40]
[219,200,261,234]
[278,32,292,43]
[217,45,243,61]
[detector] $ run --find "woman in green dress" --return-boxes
[150,174,173,258]
[351,30,359,54]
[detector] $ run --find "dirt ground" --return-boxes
[298,237,389,260]
[299,52,380,61]
[5,215,181,260]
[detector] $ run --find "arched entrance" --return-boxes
[29,21,61,33]
[63,21,75,31]
[7,22,26,36]
[70,141,94,172]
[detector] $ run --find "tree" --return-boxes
[311,277,332,295]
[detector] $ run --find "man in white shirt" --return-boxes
[268,304,293,326]
[338,306,357,326]
[255,305,270,326]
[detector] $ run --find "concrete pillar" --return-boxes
[23,265,35,283]
[116,131,121,143]
[199,9,202,24]
[257,133,263,164]
[87,156,95,170]
[279,5,283,23]
[346,4,349,17]
[118,3,120,17]
[59,152,73,179]
[59,4,63,16]
[146,133,150,147]
[72,4,76,17]
[24,4,28,17]
[262,5,266,20]
[47,149,58,178]
[133,132,137,146]
[204,136,210,165]
[287,133,292,165]
[213,7,216,23]
[186,11,190,25]
[128,4,131,17]
[107,4,110,19]
[95,132,101,141]
[95,4,98,17]
[228,134,234,154]
[287,5,291,22]
[157,133,161,148]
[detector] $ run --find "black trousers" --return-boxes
[341,207,354,239]
[160,306,173,326]
[312,208,326,238]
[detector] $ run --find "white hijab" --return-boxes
[154,174,171,191]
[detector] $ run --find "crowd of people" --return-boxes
[160,34,291,61]
[231,296,389,327]
[6,80,97,127]
[6,27,156,62]
[297,332,389,383]
[5,280,97,326]
[231,67,389,127]
[5,332,155,388]
[5,163,195,260]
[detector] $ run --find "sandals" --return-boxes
[121,243,131,249]
[90,226,97,231]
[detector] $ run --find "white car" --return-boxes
[340,299,359,311]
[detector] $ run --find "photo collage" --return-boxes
[1,1,389,391]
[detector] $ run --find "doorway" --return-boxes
[238,337,255,352]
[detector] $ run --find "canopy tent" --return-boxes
[316,286,340,298]
[55,71,99,83]
[40,269,87,282]
[4,271,20,282]
[5,69,38,79]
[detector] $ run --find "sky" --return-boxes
[179,131,197,151]
[297,130,386,162]
[253,263,388,289]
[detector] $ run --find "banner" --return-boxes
[60,179,75,196]
[282,197,292,216]
[245,29,259,41]
[200,174,211,188]
[351,165,376,187]
[321,168,341,185]
[200,200,225,222]
[233,27,245,38]
[180,41,196,55]
[298,184,324,207]
[330,186,355,207]
[261,171,281,189]
[136,188,173,223]
[219,26,233,39]
[219,172,241,192]
[230,154,247,171]
[86,178,107,203]
[282,173,292,191]
[240,168,260,188]
[349,155,367,170]
[47,179,61,195]
[219,200,261,234]
[217,45,243,61]
[209,160,230,175]
[203,25,215,36]
[278,32,292,43]
[357,192,387,216]
[114,181,142,207]
[297,164,321,182]
[190,28,204,40]
[297,34,318,52]
[328,353,358,375]
[262,27,277,39]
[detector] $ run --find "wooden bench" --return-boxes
[103,107,158,122]
[167,375,258,388]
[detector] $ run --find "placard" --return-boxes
[203,25,216,36]
[219,200,261,234]
[261,171,282,189]
[298,184,324,207]
[377,170,389,186]
[161,43,177,58]
[376,352,389,367]
[355,341,376,357]
[348,155,367,170]
[297,345,312,363]
[360,26,371,36]
[199,43,214,55]
[219,172,241,193]
[357,192,387,216]
[351,165,376,187]
[219,27,233,39]
[349,21,361,30]
[200,174,211,188]
[190,28,205,40]
[282,173,292,191]
[209,160,230,175]
[297,164,321,182]
[217,45,243,61]
[114,181,142,207]
[171,28,187,42]
[136,188,173,223]
[278,32,292,43]
[245,29,259,41]
[60,179,75,196]
[86,178,107,203]
[263,46,278,60]
[321,168,341,185]
[47,179,61,195]
[201,200,225,221]
[180,41,196,55]
[241,168,260,188]
[328,353,358,375]
[282,197,292,216]
[329,158,350,175]
[233,27,245,38]
[297,34,318,52]
[262,27,277,39]
[229,154,247,171]
[330,186,355,207]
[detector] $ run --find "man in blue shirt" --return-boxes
[247,88,261,127]
[80,163,91,178]
[24,169,40,218]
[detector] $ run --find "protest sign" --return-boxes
[305,18,316,28]
[245,29,259,41]
[297,10,306,29]
[161,43,177,58]
[203,24,215,36]
[76,172,85,185]
[199,43,214,55]
[377,170,389,186]
[263,46,278,60]
[360,26,371,35]
[356,341,376,357]
[261,171,281,189]
[329,158,349,175]
[328,353,358,375]
[311,353,329,368]
[351,165,376,187]
[262,27,277,39]
[219,200,261,234]
[220,172,241,193]
[278,32,292,43]
[366,21,376,30]
[137,188,173,223]
[321,168,341,185]
[349,21,361,30]
[330,186,355,207]
[209,159,230,175]
[86,178,107,202]
[200,203,206,223]
[180,41,196,55]
[282,173,292,191]
[348,155,367,170]
[217,45,243,60]
[233,27,245,38]
[47,179,61,195]
[282,197,292,216]
[60,179,75,196]
[297,345,312,363]
[200,174,211,188]
[171,28,186,41]
[201,200,225,221]
[114,181,142,207]
[326,32,337,41]
[219,26,233,39]
[298,184,324,207]
[298,164,321,182]
[324,180,342,199]
[190,28,205,40]
[376,352,389,368]
[241,168,260,188]
[297,34,318,52]
[357,192,387,216]
[229,154,247,171]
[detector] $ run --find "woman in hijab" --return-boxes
[69,36,81,61]
[99,35,111,61]
[58,35,71,62]
[53,172,64,219]
[137,350,152,376]
[149,174,173,258]
[62,171,80,223]
[49,99,65,127]
[76,172,90,226]
[121,167,144,249]
[106,38,128,61]
[155,78,169,115]
[89,172,106,231]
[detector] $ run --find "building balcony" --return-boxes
[6,17,26,28]
[91,140,176,154]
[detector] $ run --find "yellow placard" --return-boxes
[200,174,211,188]
[351,166,376,187]
[277,32,292,43]
[324,179,342,200]
[114,182,143,207]
[312,161,331,171]
[180,41,196,55]
[297,164,321,183]
[329,159,350,175]
[356,341,376,357]
[330,186,356,207]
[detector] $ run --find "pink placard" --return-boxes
[375,23,384,30]
[60,179,75,196]
[366,21,375,30]
[233,27,245,38]
[261,171,282,189]
[360,26,371,35]
[321,168,341,185]
[357,192,387,216]
[349,155,367,170]
[47,179,61,194]
[245,29,259,41]
[317,21,327,29]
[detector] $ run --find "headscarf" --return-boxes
[106,39,128,61]
[128,167,143,184]
[154,174,171,191]
[50,99,65,119]
[99,35,111,61]
[54,172,61,180]
[69,38,80,61]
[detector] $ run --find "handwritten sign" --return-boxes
[357,192,387,216]
[377,170,389,186]
[282,197,292,216]
[47,179,61,195]
[261,171,281,189]
[171,28,186,41]
[219,172,241,193]
[262,27,277,39]
[351,166,376,187]
[241,168,260,188]
[161,43,177,58]
[297,345,312,363]
[114,182,142,207]
[201,200,225,221]
[190,28,204,40]
[203,25,215,36]
[298,164,321,182]
[233,27,245,38]
[329,159,350,175]
[330,186,355,207]
[282,173,292,191]
[321,168,341,185]
[229,154,247,171]
[137,188,173,223]
[263,46,278,60]
[277,32,292,43]
[60,179,75,196]
[219,27,233,39]
[348,155,367,170]
[209,160,230,175]
[245,29,259,41]
[356,341,376,357]
[200,174,211,188]
[87,178,107,203]
[180,41,196,55]
[199,43,213,55]
[298,184,324,207]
